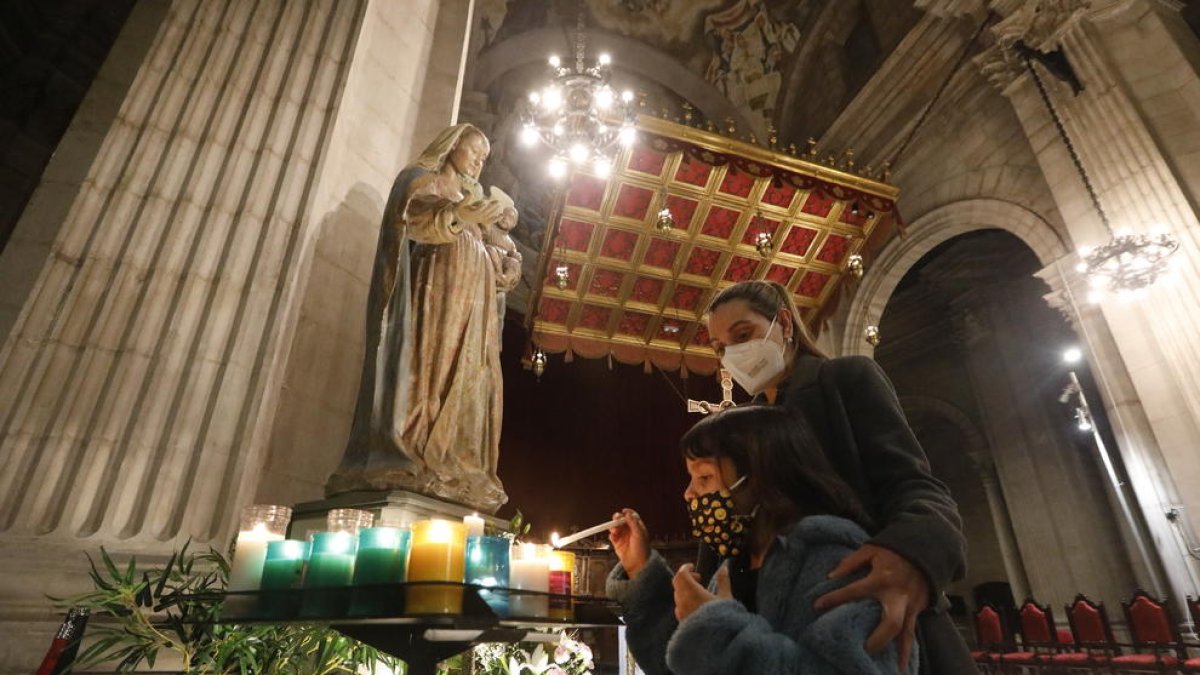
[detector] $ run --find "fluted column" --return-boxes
[946,282,1137,609]
[0,0,369,545]
[978,459,1031,603]
[0,0,475,668]
[976,0,1200,602]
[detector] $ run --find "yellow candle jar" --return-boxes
[406,519,467,614]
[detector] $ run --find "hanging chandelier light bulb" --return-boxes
[554,263,570,290]
[1025,58,1179,302]
[755,231,773,257]
[864,325,881,346]
[521,7,637,181]
[655,207,674,232]
[532,348,548,379]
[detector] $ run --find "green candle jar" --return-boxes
[353,527,411,584]
[258,539,308,619]
[300,531,357,618]
[350,526,411,616]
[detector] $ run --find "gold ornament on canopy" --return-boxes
[527,115,900,375]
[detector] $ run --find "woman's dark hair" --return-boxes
[680,405,872,548]
[707,280,825,358]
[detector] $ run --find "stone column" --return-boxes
[975,0,1200,604]
[0,0,472,670]
[945,279,1137,609]
[978,459,1032,603]
[1040,262,1195,600]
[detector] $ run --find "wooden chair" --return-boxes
[1060,594,1118,672]
[1113,589,1185,673]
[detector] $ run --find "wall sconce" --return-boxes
[864,325,881,346]
[554,264,570,290]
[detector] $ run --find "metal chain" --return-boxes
[1026,58,1114,235]
[888,14,992,172]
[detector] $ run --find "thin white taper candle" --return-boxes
[550,516,628,548]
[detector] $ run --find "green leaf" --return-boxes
[100,547,123,583]
[155,550,178,597]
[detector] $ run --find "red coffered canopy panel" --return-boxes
[528,116,899,375]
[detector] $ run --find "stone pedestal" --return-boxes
[290,490,506,540]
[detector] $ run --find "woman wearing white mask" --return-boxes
[703,280,973,675]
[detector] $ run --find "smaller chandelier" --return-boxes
[864,325,881,346]
[519,24,637,179]
[1025,57,1180,303]
[655,207,674,232]
[754,232,773,257]
[1077,231,1179,302]
[847,254,864,279]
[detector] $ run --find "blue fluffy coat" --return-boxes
[607,515,919,675]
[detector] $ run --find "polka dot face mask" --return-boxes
[687,475,753,558]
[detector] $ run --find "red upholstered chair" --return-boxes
[1060,594,1118,671]
[1183,596,1200,673]
[999,598,1071,670]
[974,603,1014,673]
[1114,589,1185,673]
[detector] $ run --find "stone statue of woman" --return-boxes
[327,123,518,512]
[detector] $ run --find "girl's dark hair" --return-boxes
[707,280,825,358]
[680,405,872,548]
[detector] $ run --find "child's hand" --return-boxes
[608,508,649,579]
[673,563,731,622]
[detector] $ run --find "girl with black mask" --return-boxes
[606,405,914,675]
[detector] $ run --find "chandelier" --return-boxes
[519,11,637,179]
[1025,55,1179,302]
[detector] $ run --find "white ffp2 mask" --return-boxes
[720,316,785,395]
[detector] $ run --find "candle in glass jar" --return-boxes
[228,505,291,592]
[353,527,410,585]
[510,543,550,618]
[463,513,486,538]
[259,539,308,619]
[465,535,511,616]
[350,526,410,616]
[300,531,357,618]
[547,549,575,620]
[406,519,467,614]
[261,540,309,589]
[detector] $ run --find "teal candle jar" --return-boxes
[306,531,357,587]
[300,531,356,618]
[258,540,308,619]
[353,527,411,585]
[465,535,510,616]
[349,527,410,617]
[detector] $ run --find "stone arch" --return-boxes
[898,394,989,468]
[841,198,1067,356]
[470,28,757,135]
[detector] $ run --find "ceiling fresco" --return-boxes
[476,0,821,131]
